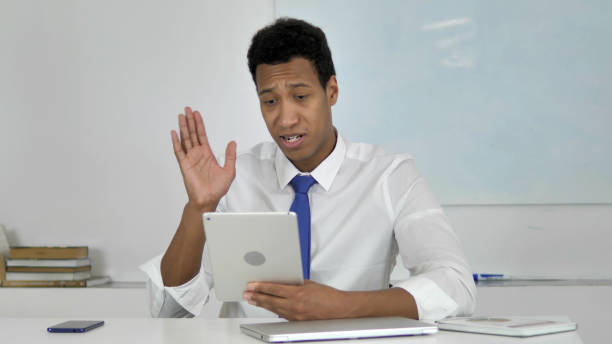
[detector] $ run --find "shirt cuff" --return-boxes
[394,275,458,321]
[139,253,211,317]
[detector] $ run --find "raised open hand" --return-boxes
[171,106,236,213]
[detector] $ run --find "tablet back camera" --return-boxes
[244,251,266,266]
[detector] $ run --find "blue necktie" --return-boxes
[289,175,317,280]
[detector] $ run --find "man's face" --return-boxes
[256,57,338,172]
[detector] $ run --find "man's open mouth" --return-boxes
[281,135,303,143]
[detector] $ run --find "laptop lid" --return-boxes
[240,317,438,342]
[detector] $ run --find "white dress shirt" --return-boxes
[140,134,476,321]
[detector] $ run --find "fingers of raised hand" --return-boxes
[171,130,186,162]
[194,111,209,147]
[224,141,237,174]
[178,107,215,155]
[178,113,192,151]
[185,108,200,148]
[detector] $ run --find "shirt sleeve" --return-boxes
[139,245,216,317]
[386,157,477,321]
[138,198,227,318]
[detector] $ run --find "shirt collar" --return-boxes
[275,133,346,192]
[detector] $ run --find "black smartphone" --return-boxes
[47,320,105,333]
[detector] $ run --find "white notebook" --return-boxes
[437,316,577,337]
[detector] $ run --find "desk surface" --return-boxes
[0,318,582,344]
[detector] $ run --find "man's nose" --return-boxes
[278,100,299,128]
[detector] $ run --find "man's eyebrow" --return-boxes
[258,87,274,96]
[289,82,311,88]
[258,83,312,96]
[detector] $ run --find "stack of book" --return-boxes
[1,246,110,287]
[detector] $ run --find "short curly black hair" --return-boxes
[247,17,336,90]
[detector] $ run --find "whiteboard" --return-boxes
[276,0,612,205]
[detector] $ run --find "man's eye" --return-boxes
[264,99,277,105]
[296,95,309,100]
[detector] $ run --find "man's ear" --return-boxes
[326,75,339,106]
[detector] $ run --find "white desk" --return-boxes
[0,318,582,344]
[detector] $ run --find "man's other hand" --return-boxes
[242,280,350,321]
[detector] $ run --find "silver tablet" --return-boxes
[203,212,304,301]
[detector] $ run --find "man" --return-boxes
[141,18,476,320]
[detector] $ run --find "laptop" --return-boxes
[203,212,304,301]
[240,317,438,342]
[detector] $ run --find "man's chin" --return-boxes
[281,150,301,162]
[278,147,308,167]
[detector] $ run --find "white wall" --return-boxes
[1,0,611,284]
[0,0,274,281]
[446,204,612,278]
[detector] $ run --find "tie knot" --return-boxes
[290,175,317,194]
